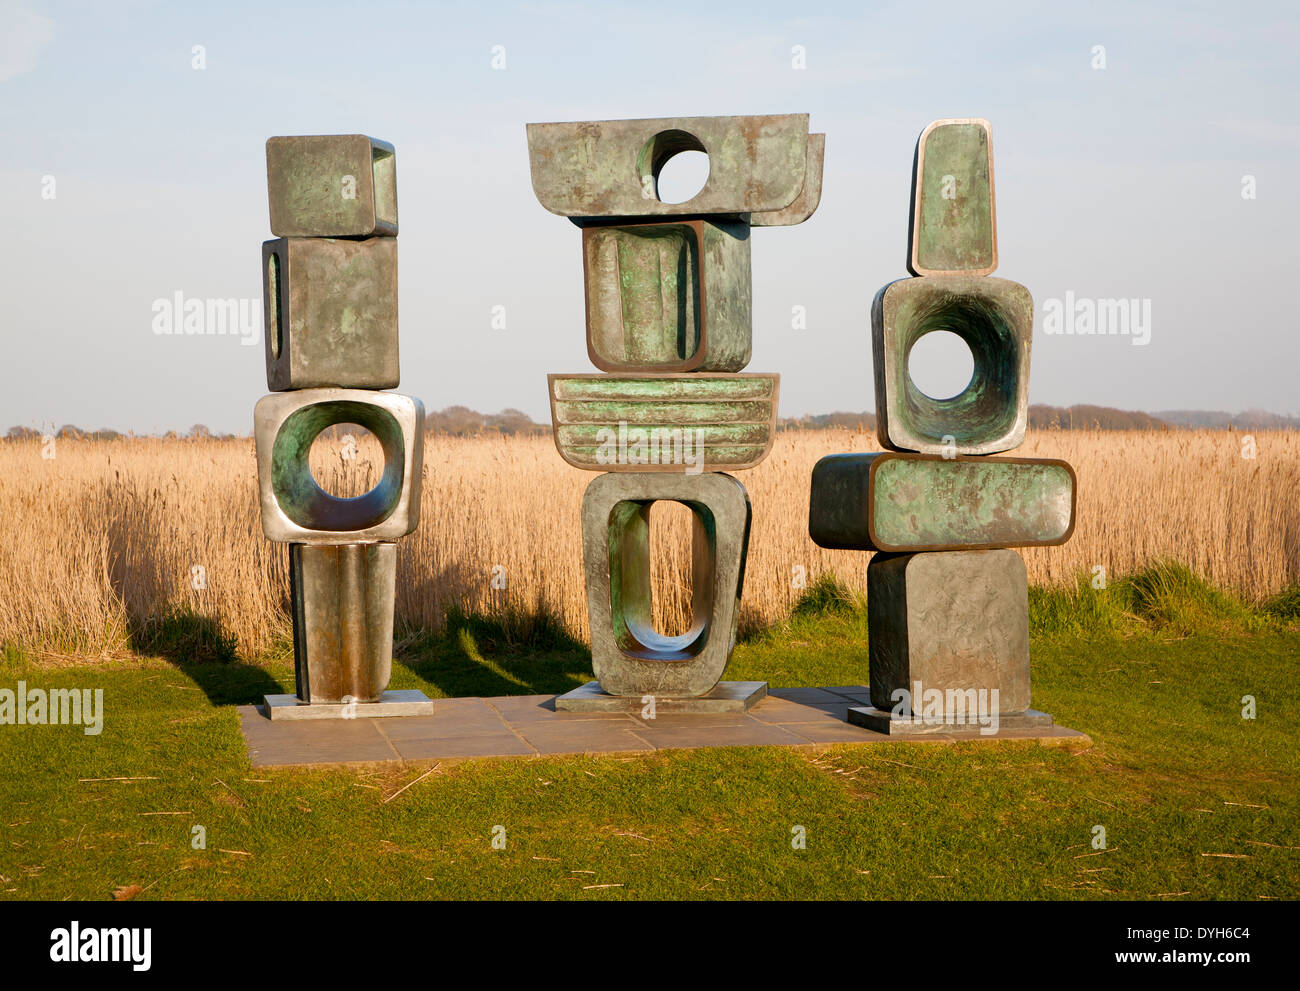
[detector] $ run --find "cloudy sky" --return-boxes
[2,0,1297,434]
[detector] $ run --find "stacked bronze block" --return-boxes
[253,135,429,720]
[527,115,823,711]
[809,119,1077,733]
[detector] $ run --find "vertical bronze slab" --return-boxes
[909,119,997,277]
[290,542,396,703]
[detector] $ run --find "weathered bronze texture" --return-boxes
[526,114,820,219]
[908,119,996,277]
[583,219,752,373]
[582,471,752,698]
[257,132,427,715]
[808,452,1076,552]
[752,133,825,228]
[548,373,778,471]
[873,275,1032,455]
[266,134,398,237]
[290,542,396,704]
[262,236,399,391]
[255,388,424,544]
[867,549,1032,715]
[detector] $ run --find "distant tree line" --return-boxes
[8,404,1295,441]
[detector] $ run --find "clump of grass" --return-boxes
[790,573,859,618]
[1261,583,1300,620]
[132,609,239,664]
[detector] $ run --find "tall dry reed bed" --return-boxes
[1,429,1296,659]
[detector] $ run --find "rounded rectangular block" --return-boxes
[526,114,815,218]
[873,275,1032,455]
[752,133,825,228]
[263,237,399,391]
[266,134,397,237]
[254,388,424,544]
[290,541,397,704]
[582,471,752,697]
[908,119,996,277]
[583,219,752,373]
[809,452,1076,551]
[868,549,1031,715]
[548,373,779,471]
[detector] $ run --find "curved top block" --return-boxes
[526,114,816,219]
[908,118,997,277]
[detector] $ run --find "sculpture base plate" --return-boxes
[846,705,1054,735]
[262,690,435,721]
[555,681,767,713]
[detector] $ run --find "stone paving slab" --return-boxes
[237,684,1090,767]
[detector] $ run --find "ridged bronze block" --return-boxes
[548,373,778,471]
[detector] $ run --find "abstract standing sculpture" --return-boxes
[254,134,431,720]
[809,119,1077,733]
[527,115,824,712]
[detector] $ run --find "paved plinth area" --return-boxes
[238,686,1089,767]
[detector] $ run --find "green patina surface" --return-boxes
[554,400,773,425]
[871,456,1074,550]
[266,134,397,237]
[584,219,752,373]
[874,276,1032,454]
[809,452,1074,551]
[557,423,771,445]
[270,400,405,532]
[526,115,809,218]
[549,375,778,470]
[553,376,773,401]
[913,121,994,274]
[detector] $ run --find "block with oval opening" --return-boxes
[809,452,1076,552]
[526,114,821,220]
[582,471,751,697]
[873,275,1032,455]
[254,388,424,543]
[549,373,778,471]
[266,134,398,237]
[908,118,996,276]
[262,237,399,391]
[583,218,751,372]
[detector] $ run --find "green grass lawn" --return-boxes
[2,566,1297,900]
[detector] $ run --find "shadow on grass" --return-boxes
[395,606,594,699]
[131,612,285,707]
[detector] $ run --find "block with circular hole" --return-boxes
[573,471,752,700]
[873,275,1032,455]
[549,372,778,471]
[809,452,1076,552]
[908,118,996,277]
[583,218,751,373]
[526,114,822,220]
[266,134,397,238]
[262,237,399,391]
[254,388,424,544]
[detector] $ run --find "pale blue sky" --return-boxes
[2,0,1297,433]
